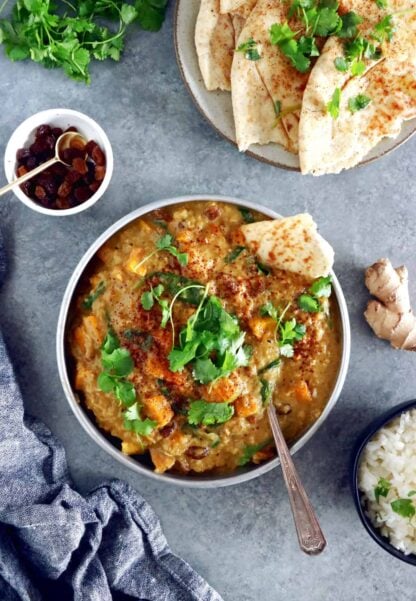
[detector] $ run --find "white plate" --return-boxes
[174,0,416,171]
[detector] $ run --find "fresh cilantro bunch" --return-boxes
[0,0,168,83]
[260,301,306,357]
[169,295,252,384]
[98,330,157,436]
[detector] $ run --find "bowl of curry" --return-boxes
[57,196,350,487]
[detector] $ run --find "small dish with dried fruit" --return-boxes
[4,108,113,216]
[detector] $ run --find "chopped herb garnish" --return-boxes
[258,358,281,374]
[188,400,234,426]
[236,38,261,61]
[83,281,106,310]
[225,246,247,263]
[297,294,320,312]
[274,100,282,117]
[334,56,349,71]
[147,272,203,305]
[256,260,271,275]
[239,206,256,223]
[375,0,387,8]
[238,438,274,466]
[260,302,306,357]
[309,275,332,298]
[374,477,391,502]
[338,11,363,38]
[134,234,188,275]
[348,94,372,113]
[408,490,416,497]
[260,378,273,405]
[123,403,157,436]
[327,87,341,119]
[391,498,416,519]
[372,14,395,42]
[169,293,251,383]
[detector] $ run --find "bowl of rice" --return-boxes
[351,399,416,565]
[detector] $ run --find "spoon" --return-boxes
[0,132,87,198]
[267,403,326,555]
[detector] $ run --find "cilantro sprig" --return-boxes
[348,94,372,113]
[374,477,391,502]
[391,498,416,519]
[98,330,156,436]
[298,275,332,311]
[168,294,252,384]
[260,302,306,358]
[0,0,168,83]
[134,234,188,277]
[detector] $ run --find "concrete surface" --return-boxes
[1,3,416,599]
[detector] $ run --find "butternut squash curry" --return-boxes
[69,201,342,475]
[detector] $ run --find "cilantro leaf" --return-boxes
[350,58,366,76]
[334,56,349,71]
[236,37,261,60]
[238,438,274,466]
[188,400,234,426]
[114,379,136,406]
[313,7,342,36]
[225,246,246,263]
[337,11,363,38]
[101,347,134,377]
[260,379,273,404]
[391,498,416,519]
[269,22,297,45]
[141,290,154,310]
[408,490,416,497]
[279,38,311,73]
[309,275,332,298]
[238,207,256,223]
[376,0,387,7]
[298,35,320,57]
[124,402,157,436]
[373,14,394,42]
[374,477,391,502]
[83,281,106,310]
[298,294,321,312]
[327,87,341,119]
[348,94,371,113]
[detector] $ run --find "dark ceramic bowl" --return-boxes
[351,399,416,566]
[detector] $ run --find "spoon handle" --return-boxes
[267,404,326,555]
[0,157,58,198]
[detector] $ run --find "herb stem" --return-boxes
[168,284,205,348]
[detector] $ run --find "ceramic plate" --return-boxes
[174,0,416,172]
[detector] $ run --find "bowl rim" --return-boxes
[56,194,351,488]
[350,398,416,565]
[3,108,114,217]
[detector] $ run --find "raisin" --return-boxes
[16,148,31,163]
[91,144,105,166]
[85,140,98,156]
[66,170,82,185]
[72,158,88,175]
[17,165,28,177]
[35,185,46,200]
[36,124,51,137]
[160,422,176,438]
[51,127,63,138]
[95,165,106,181]
[89,180,101,194]
[65,126,78,133]
[185,446,210,460]
[58,179,72,198]
[26,156,38,170]
[74,186,91,203]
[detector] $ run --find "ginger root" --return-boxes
[364,258,416,351]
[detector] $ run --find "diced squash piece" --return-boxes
[83,315,101,344]
[142,394,173,427]
[234,395,260,417]
[75,365,89,390]
[176,230,192,243]
[122,440,144,455]
[248,317,275,340]
[150,448,175,473]
[137,220,153,233]
[293,380,312,403]
[125,248,147,276]
[73,325,86,353]
[201,373,243,403]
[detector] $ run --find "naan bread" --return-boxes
[299,1,416,175]
[220,0,255,15]
[241,214,334,279]
[231,0,309,153]
[195,0,256,92]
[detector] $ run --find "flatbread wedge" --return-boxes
[241,214,334,279]
[299,2,416,175]
[195,0,257,92]
[231,0,309,153]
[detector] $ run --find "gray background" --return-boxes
[1,3,416,599]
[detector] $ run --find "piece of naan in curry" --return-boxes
[231,0,309,153]
[195,0,257,91]
[299,1,416,175]
[241,214,334,279]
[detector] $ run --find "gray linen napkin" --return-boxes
[0,230,223,601]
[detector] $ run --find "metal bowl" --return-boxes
[57,195,351,488]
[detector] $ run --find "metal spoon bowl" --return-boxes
[0,131,87,198]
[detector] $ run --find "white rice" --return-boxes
[358,408,416,555]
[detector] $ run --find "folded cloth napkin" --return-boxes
[0,230,223,601]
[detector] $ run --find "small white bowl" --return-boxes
[4,108,114,216]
